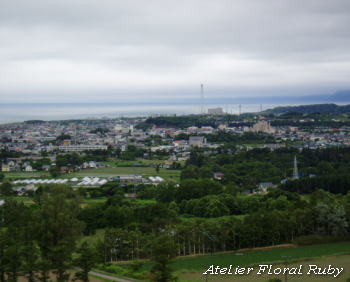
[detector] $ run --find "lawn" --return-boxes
[18,271,110,282]
[3,171,50,179]
[80,229,106,245]
[170,241,350,272]
[113,159,168,166]
[180,215,247,223]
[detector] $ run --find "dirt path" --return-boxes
[89,270,134,282]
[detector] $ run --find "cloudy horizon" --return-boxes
[1,0,350,103]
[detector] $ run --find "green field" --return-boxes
[113,159,170,166]
[70,167,181,181]
[171,241,350,271]
[103,241,350,281]
[180,255,350,281]
[3,171,50,179]
[3,166,181,181]
[174,241,350,281]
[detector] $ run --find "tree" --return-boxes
[74,242,97,282]
[0,172,4,182]
[0,182,13,196]
[2,201,28,282]
[315,203,348,236]
[150,234,177,282]
[21,208,40,282]
[0,230,6,282]
[36,186,83,282]
[49,166,60,178]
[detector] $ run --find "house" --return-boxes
[124,193,137,198]
[88,161,98,168]
[213,172,225,180]
[24,165,34,172]
[163,161,174,169]
[1,164,14,172]
[257,182,275,193]
[42,165,51,171]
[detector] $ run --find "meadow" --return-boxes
[70,166,181,181]
[3,166,181,181]
[180,254,350,281]
[100,241,350,281]
[170,241,350,272]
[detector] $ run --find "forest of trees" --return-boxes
[78,181,350,262]
[0,186,89,281]
[1,146,350,281]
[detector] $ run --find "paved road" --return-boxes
[89,270,133,282]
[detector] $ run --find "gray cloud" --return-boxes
[1,0,350,102]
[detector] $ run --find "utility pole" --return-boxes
[200,84,205,114]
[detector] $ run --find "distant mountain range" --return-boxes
[328,90,350,102]
[182,90,350,105]
[264,103,350,114]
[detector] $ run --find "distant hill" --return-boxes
[264,103,350,114]
[328,90,350,102]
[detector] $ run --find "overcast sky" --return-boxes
[1,0,350,103]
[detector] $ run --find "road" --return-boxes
[89,270,133,282]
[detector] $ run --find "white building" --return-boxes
[208,107,224,115]
[250,121,276,134]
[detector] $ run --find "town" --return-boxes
[1,105,350,196]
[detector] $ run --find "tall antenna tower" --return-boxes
[260,104,263,112]
[293,155,299,179]
[239,104,242,116]
[200,84,205,114]
[74,124,77,145]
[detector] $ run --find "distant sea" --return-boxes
[0,100,343,124]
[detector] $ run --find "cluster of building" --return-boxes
[1,115,350,175]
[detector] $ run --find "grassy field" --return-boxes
[2,167,180,182]
[170,241,350,271]
[69,166,181,181]
[3,195,157,208]
[113,159,169,166]
[18,271,111,282]
[3,196,108,206]
[173,241,350,281]
[3,171,50,179]
[80,229,106,245]
[103,241,350,281]
[180,254,350,281]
